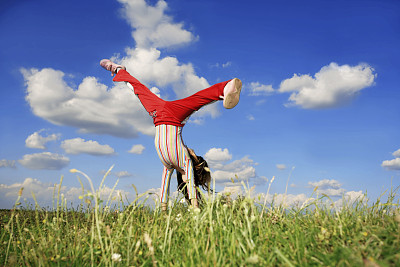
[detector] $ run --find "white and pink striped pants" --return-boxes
[155,124,196,203]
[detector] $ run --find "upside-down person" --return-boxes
[100,59,242,210]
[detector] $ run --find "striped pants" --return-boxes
[155,124,195,203]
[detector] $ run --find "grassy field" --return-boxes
[1,170,399,266]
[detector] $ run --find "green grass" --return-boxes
[1,169,399,266]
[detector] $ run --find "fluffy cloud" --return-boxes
[212,165,256,183]
[114,171,133,178]
[218,185,244,198]
[205,148,257,183]
[222,62,232,68]
[205,148,232,163]
[308,179,345,197]
[334,190,365,208]
[0,177,132,209]
[382,158,400,170]
[25,130,60,149]
[381,148,400,171]
[393,148,400,158]
[278,62,376,109]
[248,82,274,96]
[0,178,58,208]
[259,190,365,208]
[247,115,255,121]
[101,169,134,178]
[128,144,145,154]
[0,159,16,168]
[270,193,309,207]
[22,68,154,138]
[308,179,341,189]
[18,152,70,170]
[61,138,115,156]
[276,164,287,170]
[118,0,196,49]
[211,61,232,69]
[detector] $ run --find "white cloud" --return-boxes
[382,158,400,171]
[0,178,132,209]
[205,147,257,183]
[114,171,133,178]
[259,192,309,207]
[21,68,154,138]
[278,62,376,109]
[247,114,255,121]
[212,165,256,183]
[18,152,70,170]
[25,130,60,149]
[382,148,400,171]
[273,193,309,207]
[255,99,267,105]
[334,190,365,208]
[101,169,133,178]
[222,62,232,68]
[308,179,341,189]
[392,148,400,158]
[318,188,346,196]
[0,178,58,208]
[128,144,145,154]
[0,159,16,168]
[204,148,232,163]
[308,179,346,197]
[210,62,232,69]
[276,164,287,170]
[118,0,196,49]
[61,138,115,156]
[218,185,244,198]
[248,82,274,96]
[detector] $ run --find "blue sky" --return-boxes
[0,0,399,209]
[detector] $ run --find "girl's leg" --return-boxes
[160,166,174,206]
[105,61,242,126]
[155,125,198,205]
[166,78,242,124]
[183,154,197,202]
[113,69,166,119]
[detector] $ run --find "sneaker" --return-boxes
[223,78,242,109]
[99,59,126,76]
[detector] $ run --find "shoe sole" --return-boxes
[223,78,242,109]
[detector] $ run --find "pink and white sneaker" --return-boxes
[100,59,126,76]
[223,78,242,109]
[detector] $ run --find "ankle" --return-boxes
[190,199,199,208]
[161,203,168,211]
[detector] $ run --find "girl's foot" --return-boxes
[100,59,126,76]
[223,78,242,109]
[161,202,168,211]
[191,198,199,209]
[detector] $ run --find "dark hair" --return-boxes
[177,148,211,203]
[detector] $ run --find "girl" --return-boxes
[100,59,242,210]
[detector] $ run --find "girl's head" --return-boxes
[177,148,212,203]
[187,148,211,191]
